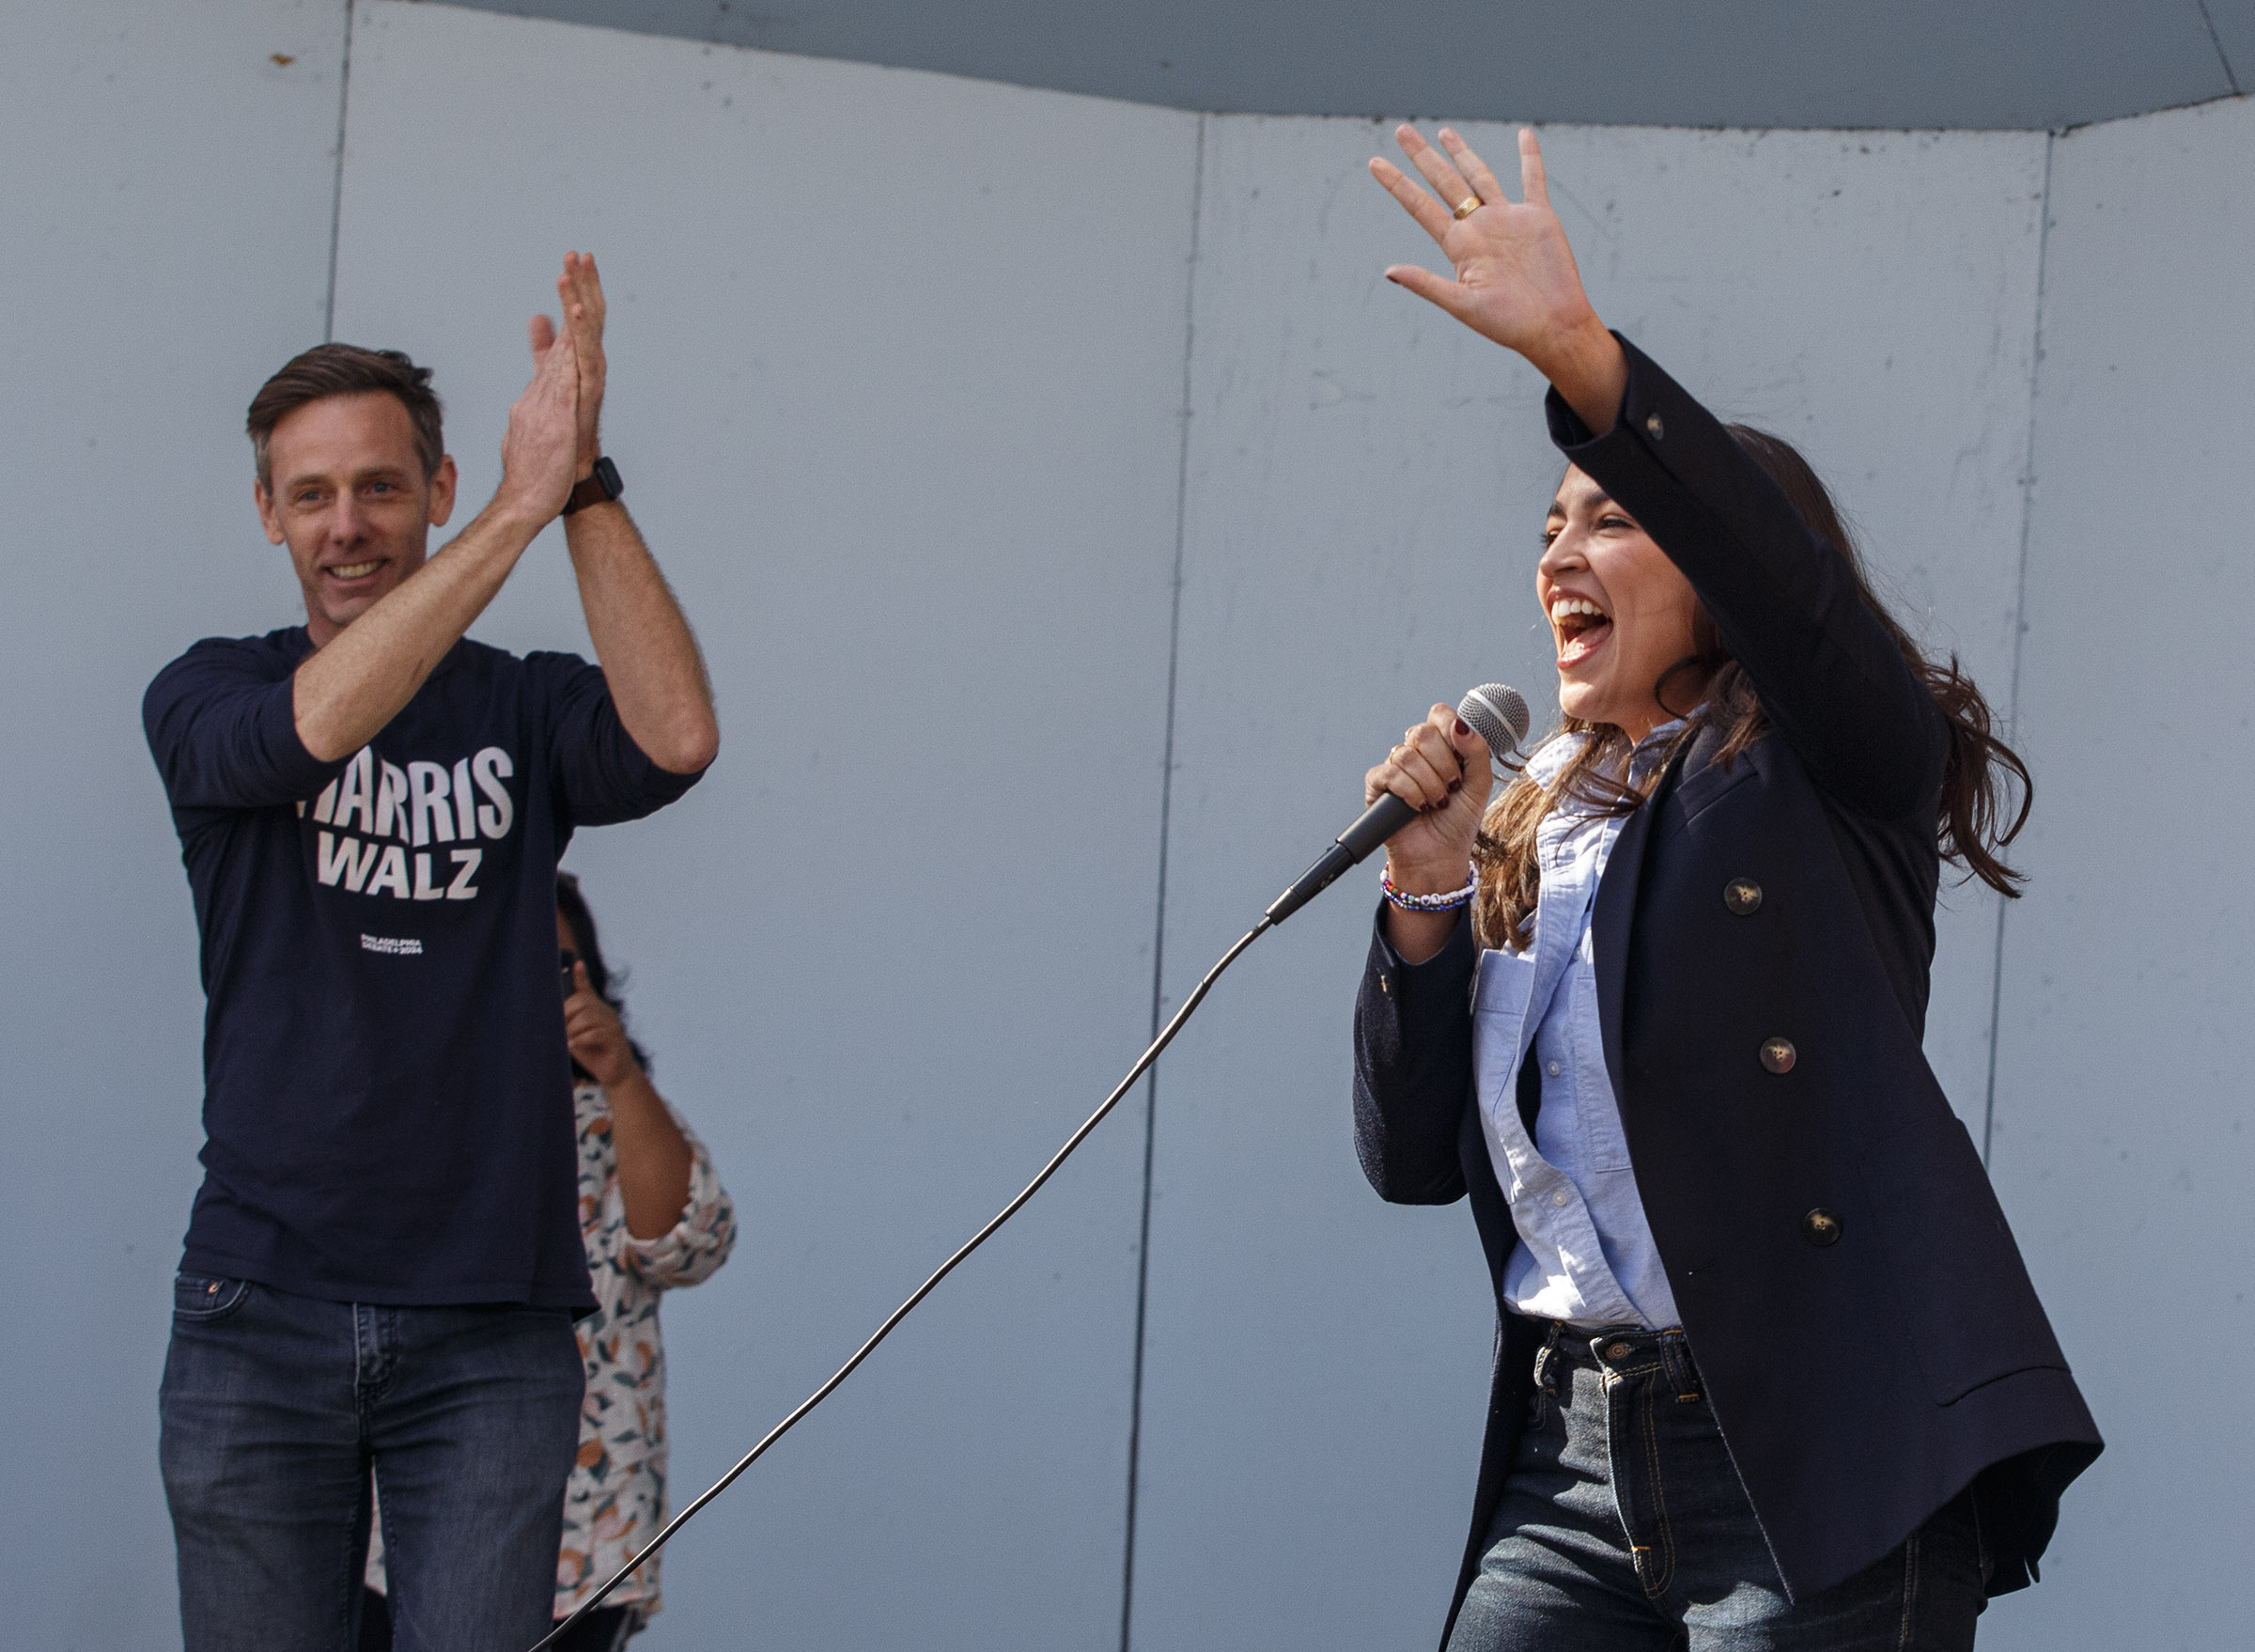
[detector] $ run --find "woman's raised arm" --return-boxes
[1372,128,1947,818]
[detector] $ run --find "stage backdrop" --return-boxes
[1,3,2244,1648]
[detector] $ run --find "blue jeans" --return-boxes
[1448,1324,1987,1651]
[160,1272,583,1652]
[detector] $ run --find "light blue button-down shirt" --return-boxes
[1469,725,1683,1332]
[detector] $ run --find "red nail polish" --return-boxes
[1454,718,1471,737]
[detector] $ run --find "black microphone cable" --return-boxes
[526,681,1527,1651]
[529,917,1275,1650]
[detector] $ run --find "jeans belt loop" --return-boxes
[1532,1320,1564,1395]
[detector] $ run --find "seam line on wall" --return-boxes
[323,0,358,342]
[2196,2,2244,95]
[1981,128,2055,1169]
[1120,108,1205,1652]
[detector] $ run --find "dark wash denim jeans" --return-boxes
[1448,1325,1987,1652]
[160,1272,583,1652]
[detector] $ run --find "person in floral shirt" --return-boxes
[365,872,736,1650]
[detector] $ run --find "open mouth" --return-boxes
[1550,595,1613,667]
[324,559,383,584]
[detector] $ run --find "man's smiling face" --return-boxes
[254,392,457,646]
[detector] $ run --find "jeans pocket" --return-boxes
[173,1272,251,1322]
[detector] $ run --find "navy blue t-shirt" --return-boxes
[145,628,703,1308]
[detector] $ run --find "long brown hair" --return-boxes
[1471,426,2030,952]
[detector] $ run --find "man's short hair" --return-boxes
[247,343,444,489]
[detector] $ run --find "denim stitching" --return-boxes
[1604,1358,1663,1379]
[351,1304,399,1411]
[172,1275,251,1323]
[1604,1359,1677,1601]
[1638,1366,1677,1597]
[352,1304,372,1416]
[1600,1369,1641,1589]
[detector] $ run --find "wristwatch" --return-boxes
[561,456,623,515]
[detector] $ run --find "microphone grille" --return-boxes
[1457,683,1531,758]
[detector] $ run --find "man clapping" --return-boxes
[145,255,719,1652]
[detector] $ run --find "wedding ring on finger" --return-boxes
[1453,195,1482,220]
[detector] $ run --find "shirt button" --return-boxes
[1547,1059,1562,1077]
[1550,1188,1571,1208]
[1644,411,1665,441]
[1724,878,1763,914]
[1803,1208,1843,1246]
[1760,1037,1796,1074]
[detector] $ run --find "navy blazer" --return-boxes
[1352,338,2101,1647]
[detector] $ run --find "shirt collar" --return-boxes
[1625,711,1695,779]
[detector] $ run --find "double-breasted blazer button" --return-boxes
[1760,1036,1796,1074]
[1802,1208,1843,1246]
[1724,878,1763,914]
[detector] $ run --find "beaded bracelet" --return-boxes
[1381,867,1477,912]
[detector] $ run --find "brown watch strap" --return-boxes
[561,457,622,516]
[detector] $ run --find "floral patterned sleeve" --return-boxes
[551,1085,739,1624]
[617,1099,736,1290]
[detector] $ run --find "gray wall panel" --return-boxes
[0,3,348,1645]
[334,5,1196,1644]
[1983,94,2255,1651]
[1129,117,2049,1649]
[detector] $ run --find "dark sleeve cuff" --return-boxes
[144,639,344,811]
[254,674,343,798]
[631,746,708,803]
[1365,897,1477,1016]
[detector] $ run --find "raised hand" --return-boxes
[497,304,581,521]
[565,960,640,1088]
[528,251,608,482]
[1369,126,1625,431]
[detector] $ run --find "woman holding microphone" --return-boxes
[1352,125,2099,1650]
